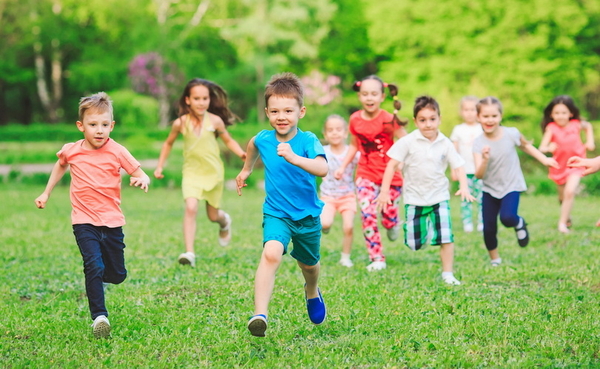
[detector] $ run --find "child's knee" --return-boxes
[499,214,518,227]
[105,271,127,285]
[298,261,319,272]
[262,241,284,263]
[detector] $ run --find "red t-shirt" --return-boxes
[58,138,141,227]
[349,110,403,186]
[547,119,586,185]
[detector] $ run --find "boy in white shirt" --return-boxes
[376,96,474,285]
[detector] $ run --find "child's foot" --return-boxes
[558,223,570,234]
[441,272,461,285]
[387,222,401,241]
[178,252,196,267]
[566,218,572,228]
[322,227,330,234]
[490,257,502,267]
[218,213,232,246]
[339,258,354,267]
[91,315,111,338]
[477,223,484,232]
[305,288,326,325]
[366,260,386,271]
[515,218,529,247]
[247,314,268,337]
[463,223,474,233]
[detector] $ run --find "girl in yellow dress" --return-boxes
[155,78,246,267]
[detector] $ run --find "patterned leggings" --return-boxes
[461,174,483,226]
[356,177,402,262]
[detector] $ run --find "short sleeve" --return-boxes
[56,142,76,165]
[116,144,141,175]
[449,125,459,142]
[304,132,326,160]
[506,127,521,146]
[386,136,409,163]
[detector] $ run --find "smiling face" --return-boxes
[323,117,347,146]
[358,79,385,118]
[265,95,306,141]
[77,109,114,150]
[477,104,503,136]
[550,103,573,127]
[414,107,441,141]
[185,85,210,118]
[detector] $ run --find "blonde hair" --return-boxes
[476,96,503,115]
[78,92,113,121]
[323,114,347,131]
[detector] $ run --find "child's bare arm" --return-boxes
[582,121,595,151]
[520,135,559,168]
[538,129,556,153]
[236,137,259,196]
[567,156,600,176]
[277,143,328,177]
[215,119,247,160]
[375,159,402,211]
[130,167,150,192]
[334,135,358,179]
[35,160,69,209]
[474,149,489,179]
[154,119,182,179]
[453,166,475,202]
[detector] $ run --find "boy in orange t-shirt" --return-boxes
[35,92,150,338]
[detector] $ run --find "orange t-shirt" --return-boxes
[349,109,403,186]
[58,138,140,227]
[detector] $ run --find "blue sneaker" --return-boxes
[306,288,326,325]
[247,314,267,337]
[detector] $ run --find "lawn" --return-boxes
[1,184,600,368]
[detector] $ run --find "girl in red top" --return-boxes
[335,75,407,271]
[539,95,595,233]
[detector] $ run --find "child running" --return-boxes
[450,96,484,232]
[538,95,595,233]
[473,96,558,266]
[236,72,328,337]
[376,96,473,285]
[34,92,150,338]
[154,78,246,267]
[334,75,407,272]
[320,114,359,267]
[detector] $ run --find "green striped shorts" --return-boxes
[404,201,453,251]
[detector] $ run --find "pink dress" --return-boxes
[547,120,585,185]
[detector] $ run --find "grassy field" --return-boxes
[1,184,600,368]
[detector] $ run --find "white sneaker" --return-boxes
[178,252,196,267]
[387,223,401,241]
[477,223,484,232]
[463,224,474,233]
[218,213,232,246]
[366,261,386,271]
[442,275,461,285]
[91,315,111,338]
[339,258,354,267]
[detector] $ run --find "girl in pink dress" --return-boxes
[539,95,595,233]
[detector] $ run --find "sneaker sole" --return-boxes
[93,321,111,338]
[248,317,267,337]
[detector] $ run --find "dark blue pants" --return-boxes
[73,224,127,320]
[482,191,521,251]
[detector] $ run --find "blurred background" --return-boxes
[1,0,600,192]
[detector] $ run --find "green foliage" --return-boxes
[108,89,160,128]
[2,186,600,367]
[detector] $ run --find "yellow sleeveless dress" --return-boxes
[181,114,224,207]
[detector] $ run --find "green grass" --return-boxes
[2,184,600,368]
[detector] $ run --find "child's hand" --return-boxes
[374,191,391,212]
[35,194,48,209]
[585,142,596,151]
[455,188,475,202]
[235,170,251,196]
[130,176,150,192]
[542,156,560,169]
[333,168,344,180]
[154,167,164,179]
[546,142,558,153]
[240,152,247,161]
[277,143,296,162]
[567,156,600,176]
[481,146,491,160]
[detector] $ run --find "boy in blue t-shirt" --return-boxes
[236,72,328,337]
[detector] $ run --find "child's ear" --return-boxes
[110,121,116,131]
[299,106,306,118]
[76,121,84,132]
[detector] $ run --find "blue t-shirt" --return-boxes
[254,128,326,220]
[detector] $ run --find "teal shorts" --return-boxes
[262,214,321,266]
